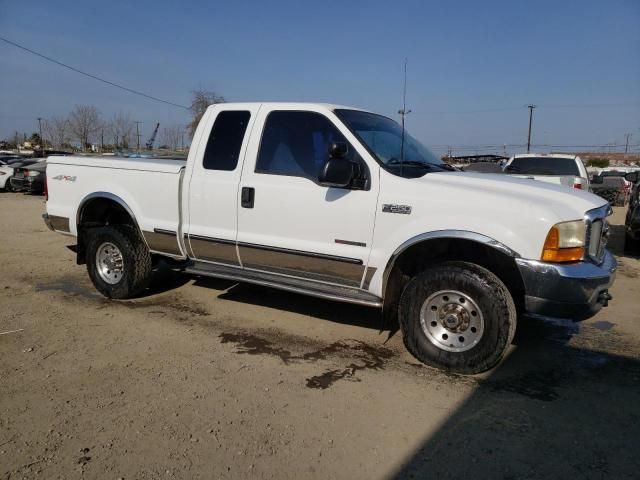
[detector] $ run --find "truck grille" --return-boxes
[587,218,608,262]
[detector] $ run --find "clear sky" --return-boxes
[1,0,639,155]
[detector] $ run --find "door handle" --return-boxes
[241,187,255,208]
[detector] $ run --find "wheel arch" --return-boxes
[75,192,148,263]
[381,231,525,315]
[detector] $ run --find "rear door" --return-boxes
[236,106,379,288]
[185,105,260,265]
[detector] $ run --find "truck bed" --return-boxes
[46,155,185,238]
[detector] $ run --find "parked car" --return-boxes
[504,153,589,190]
[0,162,15,191]
[591,176,629,206]
[43,102,616,374]
[624,171,640,253]
[10,161,47,194]
[596,170,633,196]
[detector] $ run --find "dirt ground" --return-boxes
[1,192,639,480]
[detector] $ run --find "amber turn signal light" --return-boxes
[541,224,585,262]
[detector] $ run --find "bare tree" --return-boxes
[189,90,224,136]
[69,105,101,151]
[42,116,71,149]
[159,125,183,151]
[107,112,134,149]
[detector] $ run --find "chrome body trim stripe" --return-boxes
[382,230,521,298]
[237,244,364,287]
[188,235,240,266]
[238,242,363,265]
[181,232,365,287]
[49,215,70,233]
[143,229,182,256]
[361,266,377,290]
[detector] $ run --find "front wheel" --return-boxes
[86,225,152,299]
[398,261,516,374]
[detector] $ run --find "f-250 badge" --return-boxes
[382,204,412,215]
[52,175,77,182]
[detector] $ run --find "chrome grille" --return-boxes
[587,220,602,259]
[586,218,608,263]
[584,204,612,264]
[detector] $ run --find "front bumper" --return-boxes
[516,250,617,321]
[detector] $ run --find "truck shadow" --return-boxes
[190,275,390,333]
[390,315,640,478]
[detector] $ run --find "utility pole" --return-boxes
[398,58,411,176]
[37,117,44,153]
[526,105,536,153]
[134,121,142,152]
[624,133,632,156]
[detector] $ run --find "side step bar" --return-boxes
[185,261,383,308]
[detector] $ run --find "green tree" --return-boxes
[586,158,609,168]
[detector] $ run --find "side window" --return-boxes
[202,111,251,171]
[255,111,360,182]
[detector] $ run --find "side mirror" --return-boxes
[625,171,639,183]
[318,158,353,188]
[329,142,348,159]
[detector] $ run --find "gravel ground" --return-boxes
[1,192,639,479]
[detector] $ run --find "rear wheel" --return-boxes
[398,261,516,374]
[86,225,152,299]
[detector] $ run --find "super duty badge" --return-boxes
[382,204,412,215]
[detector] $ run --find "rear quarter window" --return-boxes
[202,111,251,171]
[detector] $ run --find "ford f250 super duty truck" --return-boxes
[43,103,617,374]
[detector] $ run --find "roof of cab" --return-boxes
[205,102,371,113]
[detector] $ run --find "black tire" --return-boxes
[398,261,516,374]
[86,225,152,299]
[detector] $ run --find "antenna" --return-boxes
[398,58,411,176]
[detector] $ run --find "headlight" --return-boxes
[541,220,586,262]
[25,171,40,177]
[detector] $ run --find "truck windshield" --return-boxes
[334,109,449,178]
[507,157,580,176]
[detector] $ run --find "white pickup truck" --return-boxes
[44,102,616,374]
[504,153,590,190]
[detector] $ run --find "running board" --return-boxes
[185,261,383,308]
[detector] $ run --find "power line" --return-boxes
[0,36,189,110]
[412,102,640,115]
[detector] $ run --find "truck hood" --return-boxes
[420,171,605,220]
[378,171,608,260]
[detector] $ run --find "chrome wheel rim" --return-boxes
[96,242,124,285]
[420,290,484,352]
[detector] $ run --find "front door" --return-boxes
[236,107,379,288]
